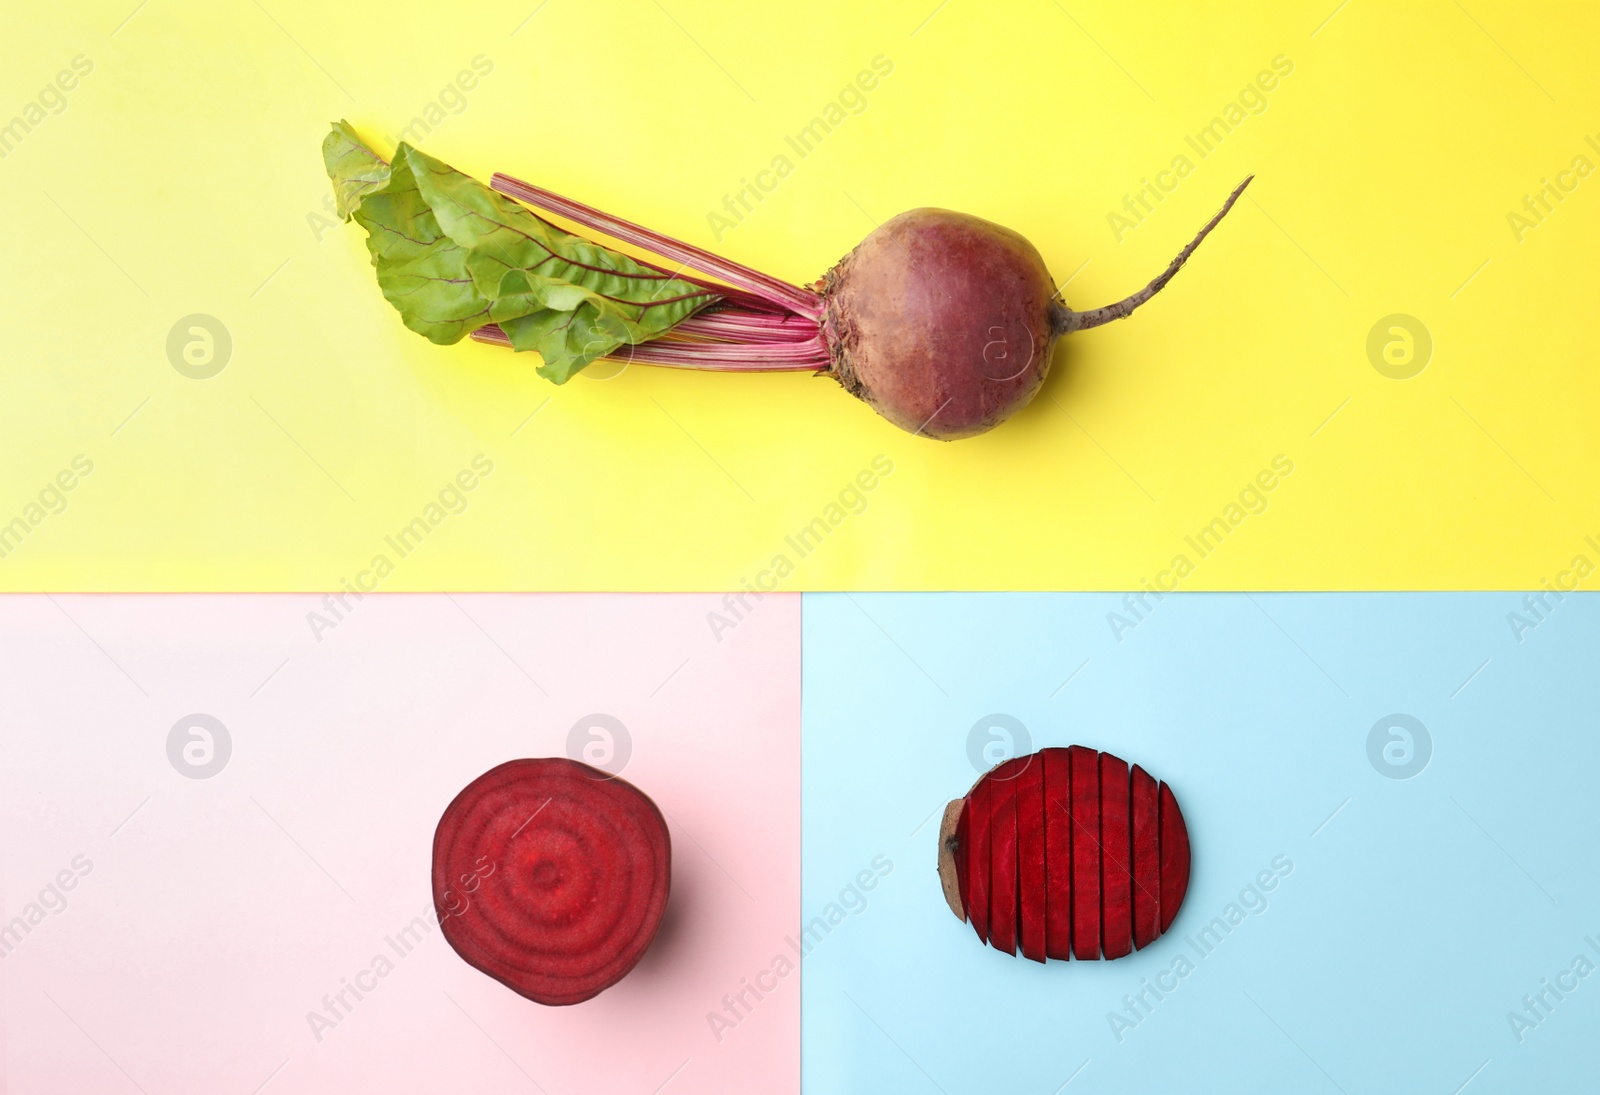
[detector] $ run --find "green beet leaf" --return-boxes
[322,120,718,382]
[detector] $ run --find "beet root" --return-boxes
[823,209,1058,440]
[459,158,1249,441]
[822,179,1252,440]
[433,758,671,1006]
[938,746,1190,962]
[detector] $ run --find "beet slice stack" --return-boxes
[939,745,1190,963]
[433,758,671,1006]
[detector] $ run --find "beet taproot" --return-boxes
[325,122,1252,442]
[432,758,671,1006]
[939,746,1190,962]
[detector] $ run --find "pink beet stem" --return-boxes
[492,172,822,319]
[676,308,819,343]
[470,324,828,372]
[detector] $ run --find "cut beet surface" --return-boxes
[1099,752,1133,960]
[1068,745,1101,961]
[965,771,992,945]
[937,746,1190,966]
[1130,765,1161,950]
[1158,781,1191,934]
[433,758,671,1006]
[1042,748,1073,960]
[987,757,1023,957]
[1016,753,1047,964]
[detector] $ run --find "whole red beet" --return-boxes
[325,125,1250,440]
[822,180,1251,439]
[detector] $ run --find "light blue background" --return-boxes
[801,593,1600,1095]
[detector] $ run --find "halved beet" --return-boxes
[1042,748,1073,960]
[1158,781,1191,934]
[1130,765,1161,949]
[1016,753,1047,964]
[987,757,1022,956]
[1099,752,1133,960]
[938,746,1189,964]
[432,758,671,1006]
[1068,745,1101,960]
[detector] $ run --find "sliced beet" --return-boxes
[1068,745,1101,960]
[1099,752,1133,959]
[1158,781,1191,934]
[936,746,1190,964]
[965,771,991,945]
[1015,753,1047,964]
[1130,764,1160,949]
[432,758,671,1006]
[987,758,1022,956]
[1042,747,1073,960]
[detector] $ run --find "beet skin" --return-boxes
[824,209,1060,440]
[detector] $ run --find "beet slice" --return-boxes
[1158,781,1190,933]
[987,758,1022,956]
[965,771,991,945]
[1099,752,1133,959]
[1015,753,1047,963]
[1130,764,1160,949]
[1068,745,1101,960]
[432,758,671,1006]
[940,798,968,922]
[1042,747,1073,960]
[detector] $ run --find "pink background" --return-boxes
[0,594,799,1095]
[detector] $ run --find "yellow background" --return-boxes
[2,0,1596,591]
